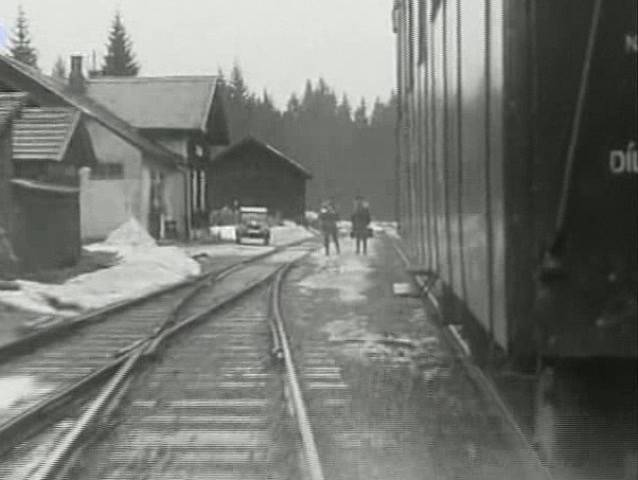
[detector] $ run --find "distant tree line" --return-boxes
[218,65,397,219]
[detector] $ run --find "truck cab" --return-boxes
[235,207,271,245]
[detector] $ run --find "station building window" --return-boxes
[89,162,124,180]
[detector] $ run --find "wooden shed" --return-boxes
[207,136,311,221]
[0,92,95,271]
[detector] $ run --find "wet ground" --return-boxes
[281,234,544,479]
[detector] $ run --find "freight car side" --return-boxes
[394,0,510,358]
[393,0,637,361]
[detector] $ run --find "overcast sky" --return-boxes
[0,0,396,108]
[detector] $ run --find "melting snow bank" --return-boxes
[298,248,375,303]
[371,221,399,238]
[0,375,54,411]
[0,219,200,316]
[271,222,314,245]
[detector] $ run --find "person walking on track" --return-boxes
[319,201,340,256]
[351,196,372,255]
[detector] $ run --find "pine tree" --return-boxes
[337,94,352,122]
[301,80,314,111]
[10,6,38,68]
[101,12,140,76]
[51,56,67,80]
[216,66,226,84]
[229,63,248,103]
[354,98,368,126]
[286,94,301,115]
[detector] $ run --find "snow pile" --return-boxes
[336,220,352,235]
[209,225,237,242]
[103,217,156,248]
[370,221,399,238]
[270,223,314,245]
[0,219,200,316]
[0,375,53,412]
[184,243,275,259]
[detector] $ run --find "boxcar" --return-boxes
[392,0,637,362]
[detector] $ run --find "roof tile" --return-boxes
[12,107,80,161]
[0,91,28,134]
[87,76,219,131]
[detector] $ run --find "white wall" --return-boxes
[79,168,128,240]
[164,167,187,236]
[81,120,144,240]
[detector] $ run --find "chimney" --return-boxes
[88,50,102,79]
[68,55,86,94]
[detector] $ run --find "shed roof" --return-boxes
[86,76,227,141]
[212,136,312,179]
[0,55,183,167]
[12,107,81,162]
[0,91,28,134]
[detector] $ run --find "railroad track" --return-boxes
[0,238,321,479]
[2,232,552,480]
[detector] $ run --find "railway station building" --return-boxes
[0,54,185,242]
[84,75,230,236]
[0,54,230,243]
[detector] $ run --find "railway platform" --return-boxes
[279,233,546,480]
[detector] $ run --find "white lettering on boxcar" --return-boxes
[626,33,638,54]
[609,141,638,174]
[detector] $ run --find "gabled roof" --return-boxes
[0,55,183,167]
[12,107,81,162]
[86,76,224,133]
[212,136,312,179]
[0,91,28,134]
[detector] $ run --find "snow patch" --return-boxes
[322,316,447,371]
[371,221,399,238]
[298,249,374,303]
[0,219,200,316]
[270,224,314,245]
[322,317,370,342]
[0,375,53,411]
[209,225,237,242]
[305,211,319,222]
[104,217,156,248]
[185,243,275,259]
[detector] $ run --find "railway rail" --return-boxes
[1,241,324,479]
[0,237,321,478]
